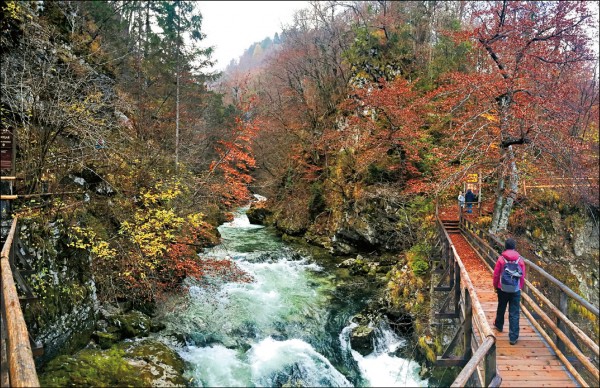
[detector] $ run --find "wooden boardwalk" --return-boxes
[447,230,578,387]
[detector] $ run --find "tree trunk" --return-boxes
[490,145,519,233]
[490,90,519,234]
[175,1,180,173]
[144,1,150,58]
[490,174,505,234]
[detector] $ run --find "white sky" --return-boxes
[196,1,310,72]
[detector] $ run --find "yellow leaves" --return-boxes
[139,181,182,206]
[186,212,205,227]
[120,181,199,260]
[68,226,115,259]
[481,112,498,122]
[89,38,102,54]
[2,1,26,22]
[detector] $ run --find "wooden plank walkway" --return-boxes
[447,231,579,387]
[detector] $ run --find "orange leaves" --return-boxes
[334,77,431,188]
[209,87,261,207]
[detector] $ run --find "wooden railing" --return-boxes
[460,216,600,387]
[433,214,501,387]
[0,217,39,387]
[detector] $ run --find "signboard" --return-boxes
[0,149,11,170]
[1,127,14,171]
[466,173,478,183]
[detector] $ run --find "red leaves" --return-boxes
[428,1,598,196]
[331,77,429,189]
[209,88,261,207]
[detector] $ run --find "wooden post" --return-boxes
[557,291,568,354]
[454,261,461,314]
[484,342,498,387]
[463,290,473,360]
[478,169,482,216]
[449,253,455,289]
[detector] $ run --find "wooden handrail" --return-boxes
[1,217,40,387]
[450,243,494,339]
[461,218,599,357]
[435,212,499,386]
[460,216,599,386]
[521,292,599,382]
[521,304,589,387]
[523,277,599,357]
[451,336,496,387]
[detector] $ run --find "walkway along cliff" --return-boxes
[431,205,599,387]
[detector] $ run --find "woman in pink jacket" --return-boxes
[492,238,526,345]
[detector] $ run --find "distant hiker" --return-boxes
[493,238,526,345]
[458,191,465,211]
[465,189,476,213]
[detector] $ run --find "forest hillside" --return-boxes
[1,1,598,385]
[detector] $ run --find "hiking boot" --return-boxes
[510,339,517,345]
[493,324,503,332]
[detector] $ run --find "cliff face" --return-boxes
[1,2,111,365]
[251,186,433,256]
[19,218,98,366]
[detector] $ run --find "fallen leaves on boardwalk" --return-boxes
[450,234,492,281]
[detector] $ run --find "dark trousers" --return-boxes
[494,289,521,342]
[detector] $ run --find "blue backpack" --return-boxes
[500,256,523,293]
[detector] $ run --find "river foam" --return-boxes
[157,204,427,387]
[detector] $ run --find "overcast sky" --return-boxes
[195,1,599,73]
[196,1,310,72]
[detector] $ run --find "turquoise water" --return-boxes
[157,204,427,387]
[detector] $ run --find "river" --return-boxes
[156,202,427,387]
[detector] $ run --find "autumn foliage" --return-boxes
[3,1,598,307]
[209,90,260,207]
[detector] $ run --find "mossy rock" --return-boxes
[107,310,152,339]
[350,324,375,356]
[92,331,120,349]
[39,347,147,387]
[39,339,187,387]
[247,202,272,225]
[116,339,187,387]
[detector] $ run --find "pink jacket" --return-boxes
[493,249,526,290]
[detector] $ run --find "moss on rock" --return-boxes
[107,310,152,339]
[39,339,187,387]
[39,347,146,387]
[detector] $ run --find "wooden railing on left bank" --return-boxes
[433,208,501,387]
[1,217,39,387]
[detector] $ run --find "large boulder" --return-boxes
[39,338,187,387]
[349,313,377,356]
[247,201,272,225]
[93,307,159,349]
[329,188,416,255]
[350,324,375,356]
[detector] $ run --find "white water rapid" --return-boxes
[157,203,428,387]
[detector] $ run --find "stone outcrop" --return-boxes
[39,338,188,387]
[350,323,375,356]
[247,200,272,225]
